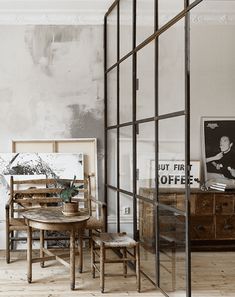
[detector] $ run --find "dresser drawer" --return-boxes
[215,195,234,214]
[195,194,214,215]
[159,193,177,208]
[191,216,215,240]
[159,212,185,239]
[216,215,235,239]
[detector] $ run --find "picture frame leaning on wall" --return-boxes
[201,117,235,188]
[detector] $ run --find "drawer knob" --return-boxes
[224,224,233,230]
[196,224,205,231]
[202,202,208,207]
[215,205,222,212]
[169,226,176,232]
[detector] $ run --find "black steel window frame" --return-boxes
[104,0,203,296]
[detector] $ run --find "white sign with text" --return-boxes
[150,160,200,188]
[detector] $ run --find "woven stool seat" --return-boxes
[91,232,140,293]
[92,232,137,248]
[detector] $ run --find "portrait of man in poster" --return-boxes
[202,118,235,187]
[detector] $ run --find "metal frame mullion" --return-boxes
[154,0,160,287]
[106,110,185,130]
[107,185,133,197]
[105,0,119,18]
[136,194,156,205]
[117,0,120,233]
[132,0,137,240]
[104,15,108,231]
[158,203,186,217]
[185,0,191,296]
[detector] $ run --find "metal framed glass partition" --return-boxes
[104,1,203,296]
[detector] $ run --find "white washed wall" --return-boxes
[191,24,235,160]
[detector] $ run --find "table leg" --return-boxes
[78,232,83,273]
[70,228,75,290]
[40,230,45,268]
[123,247,127,277]
[27,226,32,283]
[136,243,140,293]
[100,242,105,293]
[91,237,95,278]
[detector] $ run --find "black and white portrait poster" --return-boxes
[202,117,235,187]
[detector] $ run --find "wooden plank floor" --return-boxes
[0,249,158,297]
[191,252,235,297]
[0,250,235,296]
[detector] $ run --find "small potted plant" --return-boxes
[58,176,80,216]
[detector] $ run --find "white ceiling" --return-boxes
[0,0,114,24]
[0,0,234,25]
[0,0,114,11]
[0,0,233,10]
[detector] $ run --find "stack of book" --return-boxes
[209,182,235,192]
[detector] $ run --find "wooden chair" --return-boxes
[5,176,89,264]
[78,175,106,272]
[91,232,140,293]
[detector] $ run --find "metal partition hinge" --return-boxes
[136,78,139,90]
[136,169,139,180]
[136,124,139,135]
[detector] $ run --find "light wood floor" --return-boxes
[191,251,235,297]
[0,250,235,297]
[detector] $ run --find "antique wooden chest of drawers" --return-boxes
[191,191,235,244]
[139,188,235,250]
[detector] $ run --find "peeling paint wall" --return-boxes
[0,25,104,198]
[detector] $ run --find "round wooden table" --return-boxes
[22,208,89,290]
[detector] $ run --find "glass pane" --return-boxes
[107,5,117,68]
[107,188,117,232]
[107,68,117,127]
[120,57,132,124]
[158,0,184,28]
[158,116,186,211]
[138,197,156,283]
[107,129,117,187]
[158,115,185,161]
[159,19,185,115]
[136,0,155,45]
[136,41,155,120]
[138,198,155,253]
[159,207,186,295]
[120,125,133,192]
[120,0,133,58]
[159,191,186,212]
[120,192,133,237]
[137,121,155,196]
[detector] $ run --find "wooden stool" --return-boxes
[91,232,140,293]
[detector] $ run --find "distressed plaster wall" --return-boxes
[0,24,104,194]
